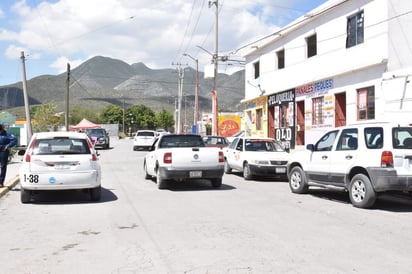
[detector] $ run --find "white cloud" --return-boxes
[5,44,25,59]
[2,0,317,78]
[50,56,83,73]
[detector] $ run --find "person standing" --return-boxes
[0,124,17,187]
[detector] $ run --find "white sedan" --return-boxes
[224,136,289,180]
[19,131,102,203]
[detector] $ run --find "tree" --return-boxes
[32,101,59,132]
[126,105,156,130]
[101,104,123,124]
[70,107,101,125]
[155,108,175,131]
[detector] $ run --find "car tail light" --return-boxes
[218,151,224,163]
[381,151,394,167]
[86,138,98,161]
[24,137,37,162]
[164,152,172,164]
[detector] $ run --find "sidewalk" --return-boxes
[0,155,22,198]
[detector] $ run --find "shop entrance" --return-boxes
[268,107,275,139]
[296,101,305,145]
[335,92,346,127]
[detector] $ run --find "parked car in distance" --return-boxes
[144,134,225,189]
[85,128,110,149]
[287,122,412,208]
[227,130,245,143]
[19,131,102,203]
[202,135,229,149]
[224,136,289,180]
[133,130,157,151]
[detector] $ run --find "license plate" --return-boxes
[190,171,202,178]
[55,165,70,170]
[275,167,286,173]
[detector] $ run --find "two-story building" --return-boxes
[243,0,412,149]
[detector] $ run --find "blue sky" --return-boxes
[0,0,328,86]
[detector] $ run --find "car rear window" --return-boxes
[393,127,412,149]
[33,138,91,155]
[137,131,155,137]
[159,135,205,148]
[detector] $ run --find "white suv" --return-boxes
[133,130,157,151]
[287,122,412,208]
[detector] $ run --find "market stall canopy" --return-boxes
[69,118,101,131]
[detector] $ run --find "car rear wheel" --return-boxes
[243,163,253,180]
[224,160,232,174]
[90,186,101,201]
[144,162,151,180]
[20,188,31,203]
[349,174,376,208]
[289,166,309,194]
[211,178,222,188]
[156,167,166,189]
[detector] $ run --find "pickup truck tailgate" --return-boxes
[170,147,223,168]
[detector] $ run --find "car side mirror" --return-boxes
[306,144,315,151]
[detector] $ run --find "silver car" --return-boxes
[19,131,102,203]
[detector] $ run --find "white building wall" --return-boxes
[244,0,412,144]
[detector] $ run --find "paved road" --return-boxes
[1,137,412,273]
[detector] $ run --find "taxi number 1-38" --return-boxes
[23,174,39,183]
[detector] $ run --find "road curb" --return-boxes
[0,175,19,199]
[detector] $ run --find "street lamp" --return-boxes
[183,53,199,134]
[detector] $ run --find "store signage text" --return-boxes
[268,89,295,107]
[296,79,333,97]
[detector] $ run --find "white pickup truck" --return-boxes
[143,134,225,189]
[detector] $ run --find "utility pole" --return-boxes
[183,53,199,134]
[210,0,219,135]
[20,51,32,140]
[65,63,70,131]
[121,95,125,135]
[173,63,185,134]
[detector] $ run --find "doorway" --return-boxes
[335,92,346,127]
[296,101,305,145]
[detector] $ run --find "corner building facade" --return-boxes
[243,0,412,148]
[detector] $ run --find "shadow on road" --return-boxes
[308,188,412,212]
[146,178,236,191]
[12,186,117,204]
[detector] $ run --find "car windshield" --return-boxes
[244,139,284,152]
[85,129,105,137]
[33,138,91,155]
[203,137,227,145]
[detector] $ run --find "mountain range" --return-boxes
[0,56,245,119]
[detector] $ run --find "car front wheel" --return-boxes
[349,174,376,208]
[289,166,308,194]
[224,160,232,174]
[243,163,253,180]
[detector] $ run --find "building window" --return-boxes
[253,61,260,79]
[256,108,263,130]
[346,10,364,48]
[277,49,285,69]
[357,86,375,120]
[306,34,317,58]
[312,96,324,125]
